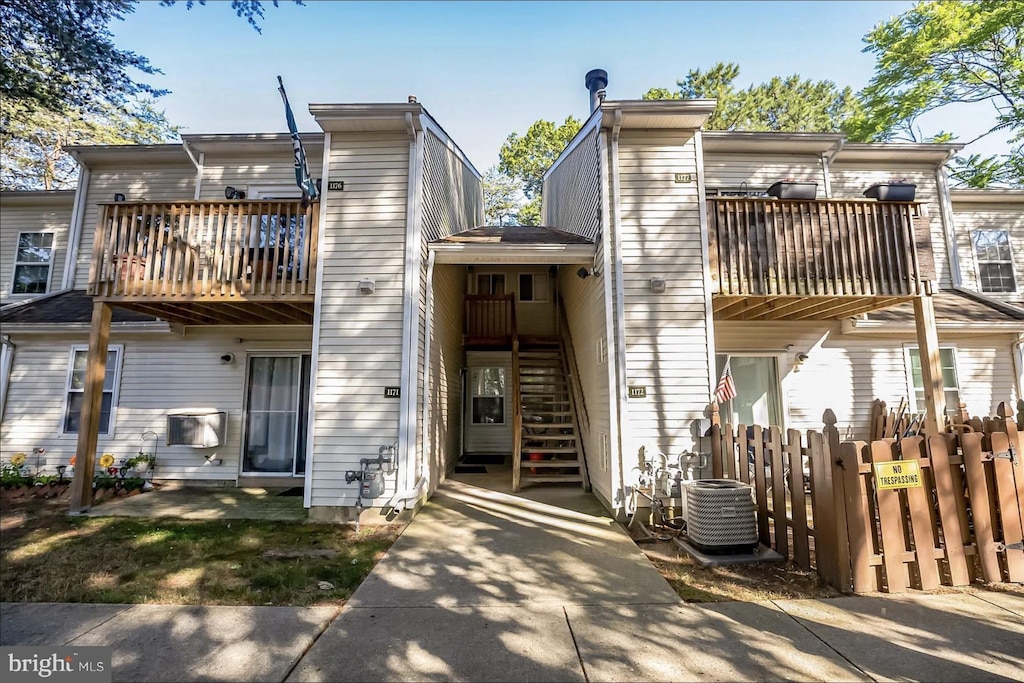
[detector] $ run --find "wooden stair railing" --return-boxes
[511,301,522,491]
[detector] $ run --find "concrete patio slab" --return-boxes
[348,480,680,608]
[288,605,583,683]
[0,602,131,646]
[85,486,306,521]
[67,604,338,682]
[564,602,866,682]
[773,593,1024,682]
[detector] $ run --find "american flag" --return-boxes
[715,358,737,404]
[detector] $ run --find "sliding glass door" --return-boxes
[242,354,310,475]
[715,354,784,427]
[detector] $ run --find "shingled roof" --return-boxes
[1,291,160,325]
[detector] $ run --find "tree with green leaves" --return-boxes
[643,62,861,133]
[498,117,581,225]
[482,167,521,226]
[850,0,1023,187]
[1,99,179,190]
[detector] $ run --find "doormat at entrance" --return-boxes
[462,454,505,465]
[454,465,487,474]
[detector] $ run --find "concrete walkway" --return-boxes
[85,485,306,521]
[3,479,1023,681]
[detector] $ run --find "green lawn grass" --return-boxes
[1,503,402,605]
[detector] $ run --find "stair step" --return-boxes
[520,459,581,468]
[521,433,576,440]
[523,411,574,417]
[522,474,584,483]
[520,446,578,454]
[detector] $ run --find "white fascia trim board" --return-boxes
[1,321,173,334]
[428,244,597,264]
[695,130,718,405]
[420,114,482,181]
[542,112,604,184]
[936,166,962,287]
[398,128,426,494]
[63,165,90,290]
[598,128,622,512]
[840,318,1024,335]
[303,130,332,509]
[610,109,632,513]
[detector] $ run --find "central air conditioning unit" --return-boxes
[684,479,758,553]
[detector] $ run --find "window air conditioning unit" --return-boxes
[684,479,758,554]
[167,411,227,448]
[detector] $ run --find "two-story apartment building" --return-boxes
[2,77,1022,520]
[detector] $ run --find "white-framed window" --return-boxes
[972,230,1016,293]
[904,346,961,416]
[62,345,124,435]
[11,232,55,295]
[476,273,505,295]
[470,367,505,424]
[518,272,549,302]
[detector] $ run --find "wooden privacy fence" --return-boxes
[709,402,1024,593]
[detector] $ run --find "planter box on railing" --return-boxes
[863,182,916,202]
[767,181,818,200]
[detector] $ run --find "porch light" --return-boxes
[576,267,590,280]
[113,193,126,202]
[225,186,246,200]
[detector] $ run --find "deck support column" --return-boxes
[913,289,945,436]
[68,302,112,515]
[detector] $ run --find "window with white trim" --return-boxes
[972,230,1015,293]
[518,272,549,302]
[11,232,54,294]
[62,345,123,435]
[470,367,505,424]
[905,347,961,416]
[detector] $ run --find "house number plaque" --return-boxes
[628,386,647,399]
[384,387,400,398]
[327,181,345,191]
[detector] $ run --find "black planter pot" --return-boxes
[767,181,818,200]
[864,182,916,201]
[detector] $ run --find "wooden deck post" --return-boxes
[68,302,112,515]
[913,290,945,436]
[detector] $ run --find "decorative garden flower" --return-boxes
[69,455,77,467]
[11,453,27,467]
[99,453,116,468]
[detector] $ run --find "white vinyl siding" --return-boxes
[420,129,483,242]
[703,153,826,198]
[75,163,197,290]
[543,125,602,241]
[951,203,1024,303]
[425,263,466,483]
[1,327,312,480]
[828,162,948,289]
[557,257,612,504]
[616,130,713,469]
[0,195,73,303]
[198,149,325,201]
[714,321,1017,440]
[310,133,410,508]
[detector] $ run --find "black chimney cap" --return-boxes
[585,69,608,91]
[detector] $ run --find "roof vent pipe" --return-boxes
[585,69,608,113]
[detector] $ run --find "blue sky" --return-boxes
[113,1,1006,171]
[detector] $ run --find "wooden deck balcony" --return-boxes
[86,200,318,325]
[464,294,515,348]
[707,198,936,320]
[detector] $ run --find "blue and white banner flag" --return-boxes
[277,76,318,206]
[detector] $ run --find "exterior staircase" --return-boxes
[515,338,587,489]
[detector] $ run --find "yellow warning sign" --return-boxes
[873,460,923,490]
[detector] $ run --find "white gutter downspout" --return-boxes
[0,335,14,421]
[302,131,332,509]
[398,112,425,500]
[62,164,90,290]
[820,153,833,198]
[182,140,204,200]
[936,161,962,287]
[609,109,632,514]
[598,127,621,512]
[695,131,718,419]
[1013,336,1024,404]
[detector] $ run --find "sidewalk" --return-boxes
[3,479,1023,682]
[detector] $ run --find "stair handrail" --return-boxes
[511,297,522,491]
[557,294,590,432]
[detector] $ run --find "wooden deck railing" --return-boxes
[87,200,319,300]
[707,198,935,297]
[464,294,515,346]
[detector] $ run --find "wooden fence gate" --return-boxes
[709,402,1024,593]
